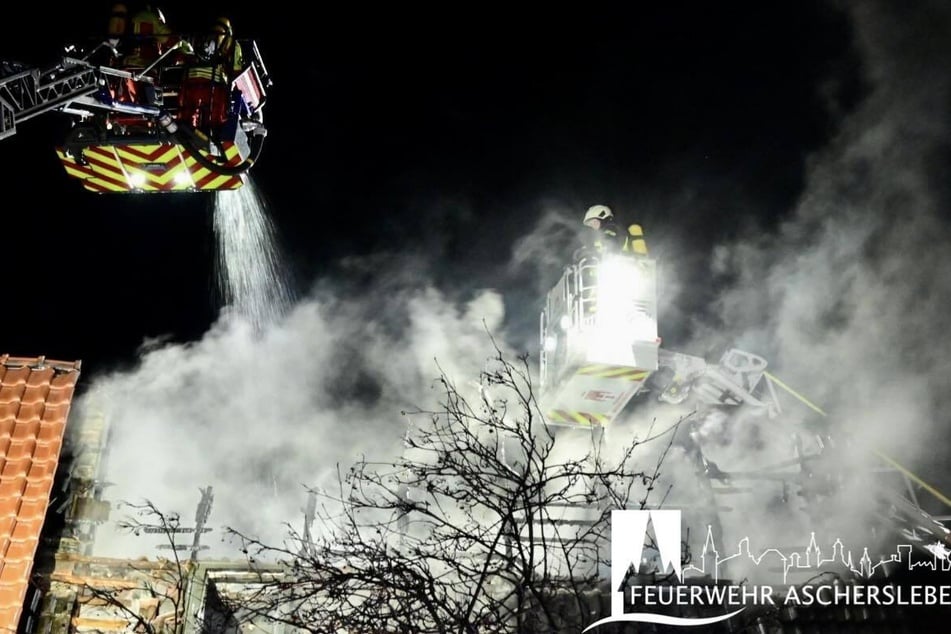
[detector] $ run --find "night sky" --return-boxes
[0,2,859,380]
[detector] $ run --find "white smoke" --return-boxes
[78,269,508,558]
[677,1,951,573]
[497,1,951,585]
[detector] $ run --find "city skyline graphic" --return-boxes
[681,525,951,584]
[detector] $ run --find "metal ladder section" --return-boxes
[0,58,99,141]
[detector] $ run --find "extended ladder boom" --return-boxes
[0,58,98,141]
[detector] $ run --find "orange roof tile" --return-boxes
[0,355,80,633]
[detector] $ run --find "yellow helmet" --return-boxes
[213,16,233,35]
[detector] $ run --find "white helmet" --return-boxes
[583,204,613,225]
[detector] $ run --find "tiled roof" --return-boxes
[0,355,81,633]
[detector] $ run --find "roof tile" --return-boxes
[0,356,80,633]
[10,519,43,543]
[44,387,72,407]
[40,402,69,422]
[32,442,61,463]
[49,371,79,389]
[37,421,66,444]
[0,366,29,387]
[24,367,54,388]
[0,388,24,404]
[1,540,34,564]
[26,461,55,483]
[12,420,40,442]
[0,603,21,625]
[0,561,30,585]
[0,402,16,419]
[1,459,30,479]
[0,478,25,500]
[5,441,34,461]
[20,386,49,405]
[22,480,53,502]
[13,500,45,525]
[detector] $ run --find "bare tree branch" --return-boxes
[226,343,682,632]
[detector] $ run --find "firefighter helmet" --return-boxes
[583,204,613,227]
[213,16,233,35]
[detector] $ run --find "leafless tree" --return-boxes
[228,346,682,633]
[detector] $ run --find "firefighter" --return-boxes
[582,204,647,256]
[580,205,649,315]
[212,16,244,77]
[88,3,129,67]
[107,3,128,45]
[178,16,239,132]
[126,4,173,67]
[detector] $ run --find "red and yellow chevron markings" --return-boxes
[56,142,246,193]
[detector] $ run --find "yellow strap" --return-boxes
[763,372,827,416]
[873,450,951,508]
[764,371,951,509]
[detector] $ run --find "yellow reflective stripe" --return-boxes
[87,176,128,192]
[577,366,648,381]
[63,165,89,179]
[547,410,609,426]
[200,174,231,190]
[114,146,178,164]
[629,239,648,255]
[85,147,124,170]
[601,368,645,379]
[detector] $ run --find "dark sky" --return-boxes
[0,2,859,380]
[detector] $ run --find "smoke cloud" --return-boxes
[672,0,951,575]
[77,264,508,557]
[496,0,951,583]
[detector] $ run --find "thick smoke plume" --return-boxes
[678,1,951,572]
[504,0,951,582]
[701,3,951,475]
[77,266,507,557]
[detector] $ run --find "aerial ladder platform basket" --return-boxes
[539,251,660,428]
